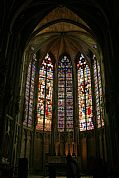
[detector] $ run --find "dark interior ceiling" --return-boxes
[2,0,112,62]
[26,6,100,61]
[1,0,119,69]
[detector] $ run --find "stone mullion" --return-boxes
[15,51,30,167]
[30,131,34,173]
[102,129,107,161]
[51,60,57,155]
[24,131,27,158]
[28,134,32,173]
[90,58,100,159]
[100,129,105,160]
[97,57,107,161]
[82,62,89,166]
[16,47,35,168]
[41,62,47,170]
[30,50,39,171]
[14,124,20,168]
[19,50,30,125]
[72,60,80,157]
[26,132,31,171]
[99,56,108,162]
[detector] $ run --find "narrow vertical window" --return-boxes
[93,56,104,127]
[58,56,73,132]
[77,54,94,131]
[24,53,36,127]
[36,54,53,131]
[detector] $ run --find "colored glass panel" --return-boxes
[93,57,104,127]
[58,56,73,132]
[77,54,94,131]
[36,54,53,131]
[24,54,36,128]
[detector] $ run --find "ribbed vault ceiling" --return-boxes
[26,6,100,61]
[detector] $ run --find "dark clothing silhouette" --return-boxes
[93,158,108,178]
[48,165,56,178]
[66,155,80,178]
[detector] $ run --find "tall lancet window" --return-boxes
[24,53,36,127]
[93,55,104,128]
[36,54,53,131]
[58,56,73,132]
[77,54,94,131]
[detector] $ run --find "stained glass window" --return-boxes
[24,53,36,127]
[77,54,94,131]
[93,55,104,127]
[36,54,53,131]
[24,50,104,132]
[58,56,73,132]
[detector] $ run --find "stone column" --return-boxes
[50,57,58,155]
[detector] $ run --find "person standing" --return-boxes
[48,165,56,178]
[66,155,80,178]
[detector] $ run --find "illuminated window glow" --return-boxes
[24,54,36,127]
[58,56,73,132]
[77,54,94,131]
[36,54,53,131]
